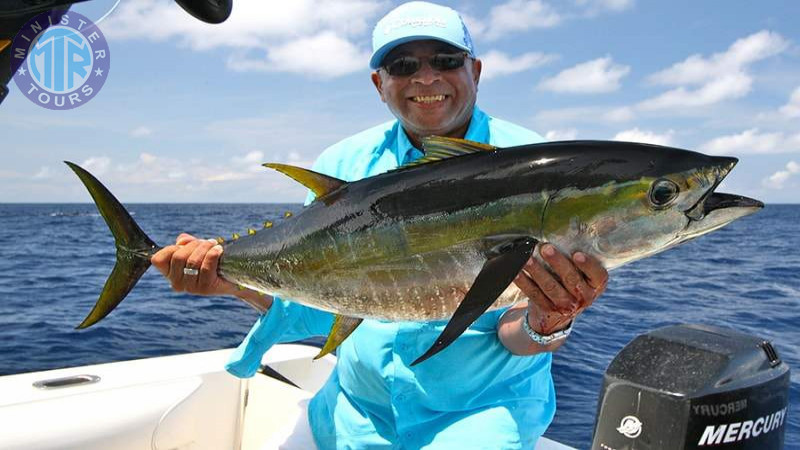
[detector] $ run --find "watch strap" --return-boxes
[523,309,574,345]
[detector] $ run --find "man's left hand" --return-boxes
[513,243,608,335]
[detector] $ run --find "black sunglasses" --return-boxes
[381,52,470,77]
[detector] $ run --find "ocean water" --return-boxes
[0,203,797,448]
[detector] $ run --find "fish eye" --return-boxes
[649,179,679,207]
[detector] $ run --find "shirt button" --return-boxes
[405,432,413,439]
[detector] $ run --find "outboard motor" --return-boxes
[591,324,790,449]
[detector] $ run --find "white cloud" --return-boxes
[205,171,255,182]
[79,151,282,187]
[545,129,579,141]
[575,0,635,15]
[230,151,270,175]
[105,0,381,45]
[613,128,674,146]
[471,0,633,40]
[103,0,382,77]
[638,72,752,110]
[33,167,52,179]
[204,111,365,159]
[130,126,152,138]
[460,13,488,40]
[780,86,800,118]
[607,106,635,122]
[481,0,562,40]
[81,157,111,176]
[227,32,370,78]
[648,31,788,86]
[139,153,158,165]
[538,57,630,94]
[763,161,800,189]
[640,30,788,110]
[534,105,635,127]
[479,50,557,80]
[232,151,265,166]
[700,128,800,155]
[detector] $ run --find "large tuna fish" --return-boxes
[66,137,763,364]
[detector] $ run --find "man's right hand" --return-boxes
[151,233,273,312]
[151,233,237,296]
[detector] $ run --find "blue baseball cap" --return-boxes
[370,1,475,70]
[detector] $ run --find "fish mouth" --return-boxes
[703,192,764,214]
[680,156,763,239]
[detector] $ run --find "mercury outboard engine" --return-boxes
[591,324,790,449]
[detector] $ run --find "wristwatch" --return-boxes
[523,309,574,345]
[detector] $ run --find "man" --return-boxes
[152,2,608,448]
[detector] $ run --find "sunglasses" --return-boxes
[381,52,470,77]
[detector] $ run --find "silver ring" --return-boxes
[183,267,200,276]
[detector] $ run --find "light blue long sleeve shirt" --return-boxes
[226,106,555,449]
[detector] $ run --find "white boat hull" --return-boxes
[0,345,573,449]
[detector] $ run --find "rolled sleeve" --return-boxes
[225,298,334,378]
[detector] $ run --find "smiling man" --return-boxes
[152,2,608,449]
[371,39,479,149]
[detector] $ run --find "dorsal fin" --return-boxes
[395,136,497,170]
[263,163,345,198]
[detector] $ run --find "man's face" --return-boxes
[371,40,482,143]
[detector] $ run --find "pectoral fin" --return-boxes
[315,314,363,359]
[411,236,537,366]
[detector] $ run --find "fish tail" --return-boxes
[65,161,160,329]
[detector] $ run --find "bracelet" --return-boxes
[522,309,574,345]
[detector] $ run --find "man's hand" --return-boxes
[514,243,608,335]
[151,233,237,296]
[151,233,273,312]
[499,243,607,355]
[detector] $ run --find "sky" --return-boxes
[1,0,798,203]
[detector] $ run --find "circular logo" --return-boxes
[616,415,643,439]
[12,12,111,110]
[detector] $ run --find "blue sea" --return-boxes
[0,203,797,448]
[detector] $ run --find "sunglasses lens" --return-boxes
[383,53,467,76]
[430,54,465,71]
[386,57,421,76]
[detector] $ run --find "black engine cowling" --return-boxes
[591,324,790,449]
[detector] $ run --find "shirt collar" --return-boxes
[393,105,490,165]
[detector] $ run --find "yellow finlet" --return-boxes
[263,221,273,228]
[215,236,225,244]
[232,232,240,240]
[284,211,293,218]
[247,228,256,235]
[315,315,363,360]
[263,163,345,199]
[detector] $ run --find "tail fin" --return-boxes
[65,162,160,329]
